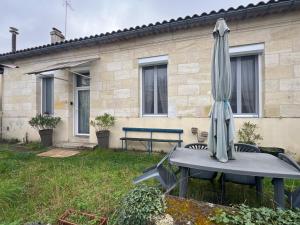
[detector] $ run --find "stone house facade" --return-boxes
[0,0,300,159]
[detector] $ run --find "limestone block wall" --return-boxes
[1,10,300,159]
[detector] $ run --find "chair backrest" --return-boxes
[157,145,177,168]
[185,143,207,150]
[234,143,260,153]
[278,153,300,172]
[123,127,183,134]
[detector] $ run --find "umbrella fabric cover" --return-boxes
[208,18,235,163]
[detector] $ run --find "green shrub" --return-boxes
[90,113,115,131]
[238,121,263,145]
[112,185,166,225]
[210,204,300,225]
[28,114,61,130]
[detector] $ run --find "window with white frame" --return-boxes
[142,64,168,115]
[230,55,259,115]
[41,77,54,115]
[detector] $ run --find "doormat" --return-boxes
[37,148,80,158]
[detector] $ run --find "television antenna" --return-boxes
[62,0,74,38]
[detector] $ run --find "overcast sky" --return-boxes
[0,0,266,53]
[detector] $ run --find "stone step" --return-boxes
[55,142,97,150]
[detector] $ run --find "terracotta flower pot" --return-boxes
[96,130,110,148]
[39,129,53,147]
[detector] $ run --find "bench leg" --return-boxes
[147,141,151,154]
[179,167,189,198]
[125,140,128,151]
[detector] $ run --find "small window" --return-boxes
[230,55,259,115]
[142,64,168,115]
[42,77,54,115]
[76,73,90,87]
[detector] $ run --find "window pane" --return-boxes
[42,77,53,114]
[157,65,168,114]
[241,56,258,114]
[230,58,237,114]
[143,67,154,114]
[76,73,90,87]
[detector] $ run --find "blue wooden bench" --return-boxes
[120,127,183,153]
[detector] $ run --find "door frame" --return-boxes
[73,71,90,136]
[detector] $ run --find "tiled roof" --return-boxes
[0,0,299,61]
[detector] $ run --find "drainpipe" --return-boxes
[0,68,3,140]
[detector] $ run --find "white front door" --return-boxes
[74,73,90,135]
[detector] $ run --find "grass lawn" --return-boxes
[0,143,299,224]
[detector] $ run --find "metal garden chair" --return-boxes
[184,143,218,183]
[133,146,178,193]
[221,143,263,201]
[278,153,300,208]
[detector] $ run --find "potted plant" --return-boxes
[28,114,61,147]
[90,113,115,148]
[237,121,263,146]
[237,121,284,156]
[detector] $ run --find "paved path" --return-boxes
[37,148,80,158]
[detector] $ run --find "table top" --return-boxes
[169,148,300,179]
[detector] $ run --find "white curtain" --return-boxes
[142,67,154,114]
[157,65,168,114]
[241,56,257,114]
[230,58,237,114]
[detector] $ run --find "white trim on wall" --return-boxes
[230,43,264,118]
[138,55,168,66]
[258,54,263,118]
[229,43,264,57]
[138,55,169,117]
[73,70,90,136]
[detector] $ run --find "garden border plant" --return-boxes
[28,114,61,147]
[111,185,166,225]
[210,204,300,225]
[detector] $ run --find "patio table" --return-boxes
[169,147,300,208]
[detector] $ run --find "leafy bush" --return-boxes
[238,121,263,145]
[210,204,300,225]
[90,113,115,131]
[112,185,166,225]
[28,114,61,130]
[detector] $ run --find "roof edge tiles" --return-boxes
[0,0,299,61]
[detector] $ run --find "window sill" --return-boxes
[233,114,259,118]
[142,114,168,118]
[75,134,90,137]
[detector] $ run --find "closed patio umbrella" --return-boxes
[208,18,235,163]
